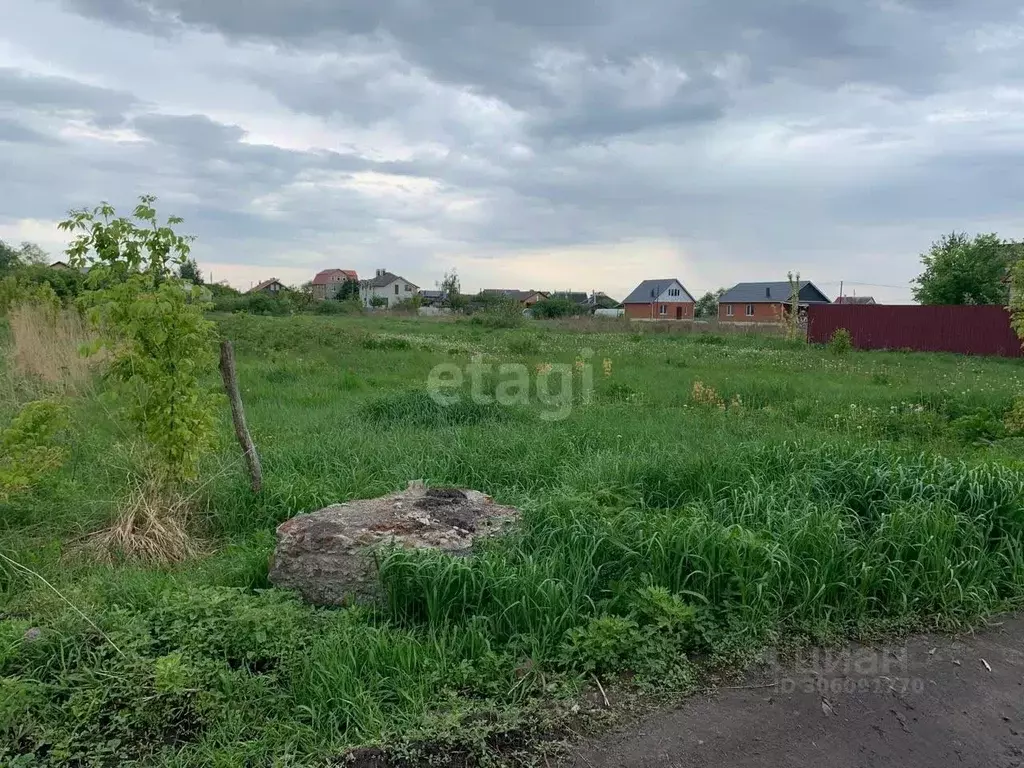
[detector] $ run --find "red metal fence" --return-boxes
[807,305,1023,358]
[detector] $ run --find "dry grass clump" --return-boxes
[82,479,204,566]
[691,380,726,409]
[7,302,96,392]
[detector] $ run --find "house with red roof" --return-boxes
[311,269,359,300]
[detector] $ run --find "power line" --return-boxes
[817,280,912,291]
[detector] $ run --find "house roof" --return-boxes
[312,268,358,285]
[719,281,830,304]
[551,291,589,304]
[49,261,90,274]
[419,289,444,299]
[363,271,418,289]
[247,278,284,294]
[835,296,876,305]
[621,279,696,304]
[551,291,620,307]
[481,289,548,301]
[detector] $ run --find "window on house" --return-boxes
[659,304,667,315]
[394,284,399,295]
[726,304,734,316]
[746,304,755,316]
[406,284,412,291]
[668,288,680,297]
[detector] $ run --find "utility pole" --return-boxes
[839,280,844,301]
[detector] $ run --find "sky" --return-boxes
[2,1,1024,303]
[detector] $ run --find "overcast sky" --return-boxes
[2,1,1023,302]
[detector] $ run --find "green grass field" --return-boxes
[3,313,1024,766]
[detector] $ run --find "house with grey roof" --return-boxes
[718,281,830,323]
[621,278,696,320]
[550,291,620,311]
[480,289,548,307]
[360,268,419,308]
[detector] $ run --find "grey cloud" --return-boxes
[61,0,1016,97]
[96,0,1024,152]
[133,113,245,148]
[0,116,57,145]
[0,67,136,127]
[5,0,1024,296]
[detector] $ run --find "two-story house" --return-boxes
[621,278,696,320]
[360,269,419,308]
[311,269,359,300]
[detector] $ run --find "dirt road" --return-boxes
[572,616,1024,768]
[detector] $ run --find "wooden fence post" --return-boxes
[219,340,262,493]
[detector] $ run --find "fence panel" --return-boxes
[807,305,1023,357]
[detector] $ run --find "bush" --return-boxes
[950,409,1006,444]
[829,328,853,356]
[470,300,524,329]
[392,296,423,314]
[0,400,67,500]
[1006,397,1024,435]
[507,335,542,355]
[213,293,295,315]
[13,263,86,303]
[531,297,582,319]
[314,298,362,315]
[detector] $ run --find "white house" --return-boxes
[360,269,419,308]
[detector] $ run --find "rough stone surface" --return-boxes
[268,481,520,605]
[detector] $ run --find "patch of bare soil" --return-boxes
[570,614,1024,768]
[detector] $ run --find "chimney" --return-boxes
[765,286,771,298]
[376,268,385,277]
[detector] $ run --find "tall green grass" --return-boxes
[3,313,1024,765]
[380,444,1024,660]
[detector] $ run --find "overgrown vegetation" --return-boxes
[531,296,583,319]
[913,232,1014,305]
[829,327,853,356]
[60,197,220,483]
[4,307,1024,766]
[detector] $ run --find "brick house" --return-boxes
[246,278,286,295]
[311,269,359,300]
[621,279,695,320]
[718,281,830,322]
[360,268,419,308]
